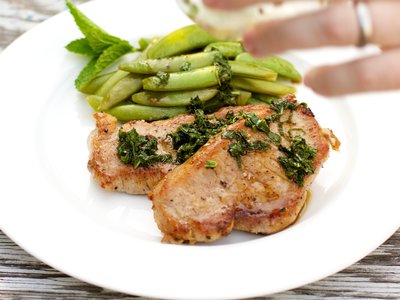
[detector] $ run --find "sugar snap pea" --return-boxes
[146,25,216,59]
[247,97,265,105]
[107,104,188,121]
[204,41,244,59]
[236,53,302,83]
[230,77,296,96]
[229,61,277,81]
[252,93,280,105]
[80,72,113,94]
[98,74,143,110]
[138,37,151,51]
[234,90,252,106]
[95,70,129,96]
[131,89,218,107]
[86,95,103,111]
[119,51,217,74]
[143,66,219,91]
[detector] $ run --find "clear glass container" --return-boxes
[176,0,330,40]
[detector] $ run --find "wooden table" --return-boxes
[1,1,399,298]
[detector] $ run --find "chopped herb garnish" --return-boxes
[169,109,239,163]
[205,160,218,168]
[155,71,170,85]
[244,113,270,134]
[117,128,173,168]
[278,136,317,186]
[180,61,192,71]
[214,51,232,86]
[243,100,317,186]
[222,130,269,167]
[214,51,237,106]
[187,96,204,114]
[244,113,281,145]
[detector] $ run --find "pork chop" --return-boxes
[88,105,268,194]
[150,101,332,243]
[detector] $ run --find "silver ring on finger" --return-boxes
[354,1,374,47]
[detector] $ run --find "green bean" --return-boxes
[204,41,244,59]
[236,53,302,83]
[147,25,216,59]
[80,72,113,94]
[230,77,296,96]
[131,88,218,107]
[143,66,219,91]
[229,61,277,81]
[119,51,217,74]
[98,74,143,110]
[107,104,188,121]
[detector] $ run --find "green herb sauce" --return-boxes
[205,160,219,168]
[222,130,269,167]
[180,61,192,71]
[243,100,317,186]
[155,71,170,85]
[278,136,317,186]
[116,98,317,186]
[117,128,173,168]
[169,109,240,163]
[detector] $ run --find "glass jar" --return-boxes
[176,0,330,40]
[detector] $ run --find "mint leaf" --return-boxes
[66,0,125,54]
[65,38,95,56]
[75,56,97,90]
[75,42,132,91]
[66,0,134,91]
[96,42,132,70]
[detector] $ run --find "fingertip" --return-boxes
[243,29,257,56]
[243,27,267,58]
[305,67,341,97]
[304,69,317,89]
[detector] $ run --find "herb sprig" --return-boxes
[65,0,133,91]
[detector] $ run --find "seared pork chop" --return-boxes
[150,102,331,243]
[88,112,181,194]
[88,105,268,194]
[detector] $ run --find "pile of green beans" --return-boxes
[82,24,302,121]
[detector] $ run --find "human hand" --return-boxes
[204,0,400,96]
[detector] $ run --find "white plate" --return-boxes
[0,0,399,299]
